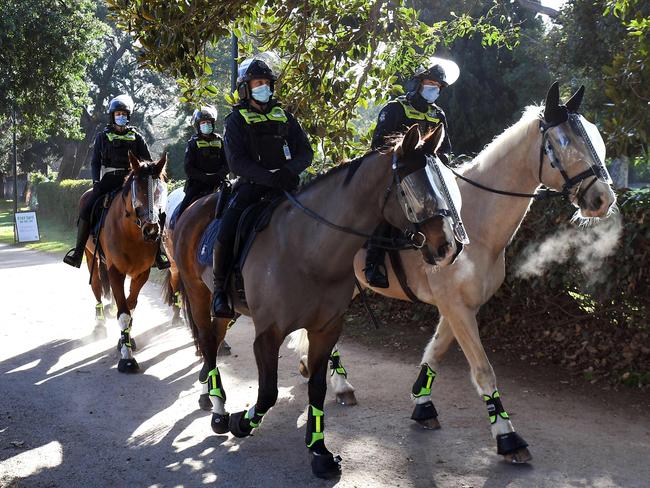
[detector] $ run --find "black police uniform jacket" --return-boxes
[223,100,313,186]
[91,125,152,182]
[371,93,452,164]
[184,134,228,185]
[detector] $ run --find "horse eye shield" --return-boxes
[131,176,168,223]
[397,155,469,244]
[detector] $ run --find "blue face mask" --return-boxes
[421,85,440,104]
[251,84,272,103]
[114,114,128,127]
[199,122,213,135]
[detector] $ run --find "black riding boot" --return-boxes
[63,218,91,268]
[154,216,171,269]
[364,244,389,288]
[211,240,234,318]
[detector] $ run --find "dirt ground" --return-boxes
[1,243,649,487]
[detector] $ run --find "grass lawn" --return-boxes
[0,199,74,254]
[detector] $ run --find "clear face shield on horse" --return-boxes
[131,176,168,239]
[396,154,470,247]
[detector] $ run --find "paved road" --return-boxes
[1,244,649,487]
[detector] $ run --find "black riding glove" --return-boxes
[270,167,299,191]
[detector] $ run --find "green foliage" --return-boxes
[36,180,93,227]
[108,0,519,166]
[0,0,105,141]
[481,189,650,387]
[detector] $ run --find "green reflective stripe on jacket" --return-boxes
[239,106,288,124]
[397,99,440,124]
[196,139,222,148]
[106,131,137,142]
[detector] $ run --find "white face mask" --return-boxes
[251,84,272,103]
[421,85,440,104]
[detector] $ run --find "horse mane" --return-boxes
[297,151,379,193]
[455,104,543,174]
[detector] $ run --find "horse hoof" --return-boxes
[335,391,357,406]
[503,447,532,464]
[310,451,342,479]
[198,393,212,411]
[117,358,139,373]
[228,411,253,438]
[298,359,310,378]
[218,341,232,356]
[415,417,441,430]
[211,412,230,434]
[116,338,137,352]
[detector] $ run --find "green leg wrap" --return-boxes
[95,303,105,320]
[244,405,265,428]
[173,291,182,308]
[328,350,347,377]
[208,367,226,401]
[120,327,133,349]
[483,390,510,424]
[412,363,436,398]
[306,405,325,449]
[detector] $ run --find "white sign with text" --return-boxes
[15,211,40,242]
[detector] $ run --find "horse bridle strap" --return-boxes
[283,190,422,251]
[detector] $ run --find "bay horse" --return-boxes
[293,82,617,464]
[173,125,460,478]
[84,152,168,373]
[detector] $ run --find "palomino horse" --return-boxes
[173,125,460,478]
[294,82,617,464]
[84,152,168,373]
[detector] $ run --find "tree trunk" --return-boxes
[0,172,5,199]
[609,156,629,189]
[57,140,79,181]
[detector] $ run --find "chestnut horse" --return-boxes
[173,126,460,478]
[84,152,168,373]
[293,82,617,464]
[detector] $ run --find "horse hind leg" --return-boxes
[86,249,107,338]
[444,304,532,464]
[410,315,456,429]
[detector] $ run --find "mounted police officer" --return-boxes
[176,106,228,218]
[365,59,458,287]
[63,94,170,269]
[211,58,314,318]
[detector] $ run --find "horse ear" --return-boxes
[421,124,445,155]
[155,152,167,178]
[565,85,585,113]
[397,124,421,157]
[543,81,566,125]
[128,151,141,172]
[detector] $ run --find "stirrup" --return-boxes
[63,248,83,268]
[211,292,234,319]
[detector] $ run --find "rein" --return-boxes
[441,118,599,201]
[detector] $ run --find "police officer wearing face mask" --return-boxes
[176,106,229,218]
[63,94,170,269]
[211,58,313,318]
[365,62,456,288]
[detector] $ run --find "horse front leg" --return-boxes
[443,302,532,463]
[107,267,139,373]
[126,269,150,312]
[410,315,456,429]
[305,320,343,479]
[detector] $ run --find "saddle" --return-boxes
[88,190,119,239]
[197,195,285,305]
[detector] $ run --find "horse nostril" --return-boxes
[437,243,449,257]
[591,195,603,211]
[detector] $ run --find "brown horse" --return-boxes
[84,152,168,373]
[294,82,618,464]
[173,125,459,478]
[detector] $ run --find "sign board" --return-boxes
[15,211,40,242]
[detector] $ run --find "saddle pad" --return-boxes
[197,218,221,266]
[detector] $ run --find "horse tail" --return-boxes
[98,260,111,300]
[178,279,200,352]
[161,269,175,307]
[287,328,310,359]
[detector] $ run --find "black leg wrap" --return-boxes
[410,400,438,421]
[117,358,139,373]
[496,432,529,455]
[198,362,211,383]
[211,412,230,434]
[198,393,212,411]
[310,449,342,479]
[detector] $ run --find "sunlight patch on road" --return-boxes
[44,337,112,375]
[35,354,108,385]
[5,359,41,374]
[0,441,63,483]
[142,343,197,381]
[172,417,215,453]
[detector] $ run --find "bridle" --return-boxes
[123,169,162,232]
[443,115,602,203]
